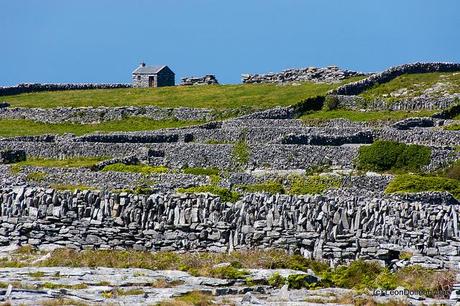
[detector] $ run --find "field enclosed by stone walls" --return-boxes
[0,63,460,305]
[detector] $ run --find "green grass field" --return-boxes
[0,117,203,137]
[300,109,437,122]
[3,83,340,109]
[359,72,460,103]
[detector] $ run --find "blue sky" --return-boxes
[1,0,459,85]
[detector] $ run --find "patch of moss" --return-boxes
[289,175,341,195]
[26,171,47,182]
[177,185,240,203]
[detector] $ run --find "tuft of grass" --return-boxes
[26,171,47,182]
[14,157,108,168]
[39,298,89,306]
[209,265,249,279]
[182,167,220,176]
[289,175,342,195]
[385,174,460,199]
[103,288,144,298]
[151,279,184,288]
[0,118,204,137]
[15,245,38,255]
[42,282,88,290]
[177,185,240,203]
[101,163,168,174]
[28,271,46,278]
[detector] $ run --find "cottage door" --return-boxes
[148,76,155,87]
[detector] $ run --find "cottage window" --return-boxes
[137,75,141,80]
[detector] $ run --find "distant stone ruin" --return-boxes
[242,66,367,84]
[180,75,219,86]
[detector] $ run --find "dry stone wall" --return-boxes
[333,94,460,111]
[0,83,131,97]
[0,187,459,269]
[0,106,215,123]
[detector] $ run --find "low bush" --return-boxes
[267,272,286,288]
[322,95,340,111]
[289,175,341,195]
[177,185,240,203]
[321,260,384,290]
[385,174,460,199]
[357,140,431,172]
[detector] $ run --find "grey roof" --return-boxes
[132,65,167,74]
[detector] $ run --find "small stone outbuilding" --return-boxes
[132,63,175,88]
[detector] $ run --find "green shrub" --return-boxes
[101,163,168,174]
[289,175,341,195]
[321,260,383,290]
[357,140,431,172]
[393,144,432,172]
[267,272,286,288]
[183,167,220,176]
[232,139,250,166]
[385,174,460,199]
[323,95,340,111]
[177,185,240,203]
[287,274,319,289]
[237,181,285,194]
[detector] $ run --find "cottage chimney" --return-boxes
[141,62,146,67]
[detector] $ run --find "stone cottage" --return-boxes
[132,63,175,88]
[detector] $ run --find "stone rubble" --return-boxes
[242,66,367,84]
[180,75,219,86]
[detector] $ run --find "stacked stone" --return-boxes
[180,75,219,86]
[0,106,215,123]
[0,83,131,96]
[0,187,458,268]
[242,66,367,84]
[331,94,460,111]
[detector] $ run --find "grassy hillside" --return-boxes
[360,72,460,103]
[3,83,340,109]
